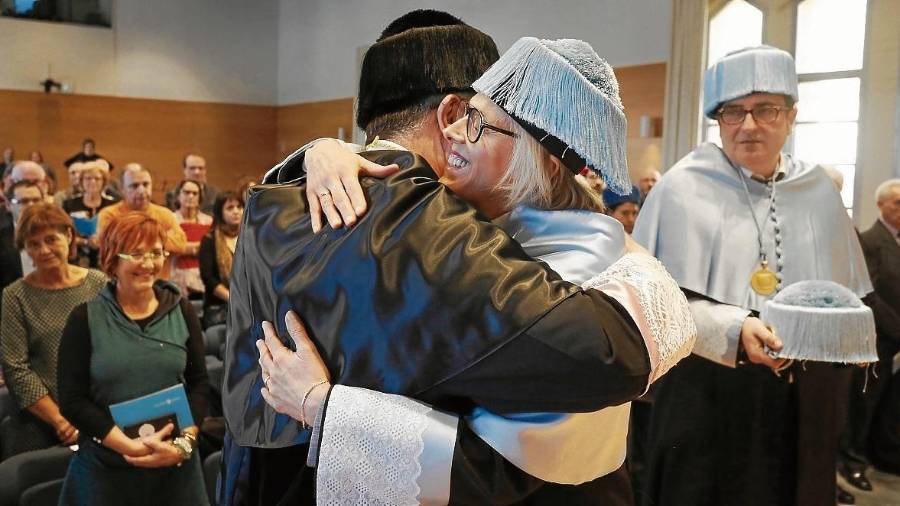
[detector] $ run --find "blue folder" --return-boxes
[109,384,194,437]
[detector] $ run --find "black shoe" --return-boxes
[837,485,856,505]
[840,466,874,492]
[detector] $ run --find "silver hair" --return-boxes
[495,121,603,212]
[875,178,900,203]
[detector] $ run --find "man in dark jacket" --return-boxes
[841,179,900,488]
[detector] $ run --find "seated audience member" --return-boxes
[63,138,106,168]
[165,154,220,214]
[577,166,607,193]
[603,185,641,234]
[57,212,209,505]
[64,161,118,268]
[2,180,47,282]
[0,147,13,176]
[171,179,212,297]
[56,161,85,206]
[10,160,51,198]
[637,168,660,203]
[29,150,58,191]
[198,191,243,328]
[0,204,106,459]
[97,164,188,278]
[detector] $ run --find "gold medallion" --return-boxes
[750,262,778,295]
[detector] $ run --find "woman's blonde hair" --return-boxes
[495,121,604,213]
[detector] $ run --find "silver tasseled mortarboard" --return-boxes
[472,37,631,195]
[703,45,799,119]
[761,280,877,364]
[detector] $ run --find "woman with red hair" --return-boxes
[57,211,210,505]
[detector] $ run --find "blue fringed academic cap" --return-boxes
[473,37,631,195]
[703,45,799,118]
[761,280,877,363]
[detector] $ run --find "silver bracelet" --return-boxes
[300,380,329,428]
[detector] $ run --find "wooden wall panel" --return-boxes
[0,90,277,201]
[1,64,664,198]
[615,62,667,182]
[276,98,354,161]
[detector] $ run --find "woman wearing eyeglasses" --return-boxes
[57,212,210,506]
[249,36,695,505]
[0,204,105,458]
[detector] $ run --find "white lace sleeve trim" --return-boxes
[316,385,455,506]
[583,253,697,384]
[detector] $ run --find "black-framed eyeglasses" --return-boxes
[466,105,519,143]
[717,104,786,125]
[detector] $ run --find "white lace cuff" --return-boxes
[316,385,457,506]
[583,253,697,386]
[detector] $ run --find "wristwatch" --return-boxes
[171,432,197,465]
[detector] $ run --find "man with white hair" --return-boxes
[840,179,900,487]
[634,45,872,506]
[10,161,50,198]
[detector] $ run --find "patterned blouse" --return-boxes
[0,269,106,457]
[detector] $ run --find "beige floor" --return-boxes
[839,468,900,506]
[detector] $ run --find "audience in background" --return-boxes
[0,147,13,175]
[637,168,661,203]
[171,179,212,298]
[0,204,106,459]
[198,191,243,328]
[63,138,105,168]
[63,161,119,268]
[603,185,641,234]
[10,160,50,197]
[97,164,188,279]
[3,180,46,279]
[165,154,220,214]
[29,150,58,191]
[577,166,607,194]
[55,161,84,206]
[57,212,209,505]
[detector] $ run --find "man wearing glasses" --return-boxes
[2,180,46,290]
[634,45,871,506]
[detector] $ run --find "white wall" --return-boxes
[0,0,278,104]
[277,0,673,104]
[0,0,672,105]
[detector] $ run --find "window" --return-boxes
[702,0,764,146]
[1,0,112,27]
[793,0,868,210]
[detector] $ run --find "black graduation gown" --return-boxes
[219,150,650,505]
[643,354,844,506]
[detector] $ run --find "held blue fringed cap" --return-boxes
[703,45,799,119]
[472,37,631,195]
[760,280,877,363]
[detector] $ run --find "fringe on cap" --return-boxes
[473,37,631,195]
[761,280,877,364]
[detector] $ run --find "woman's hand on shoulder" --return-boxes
[305,139,398,233]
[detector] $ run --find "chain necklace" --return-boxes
[719,148,783,295]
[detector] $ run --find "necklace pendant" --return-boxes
[750,261,778,296]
